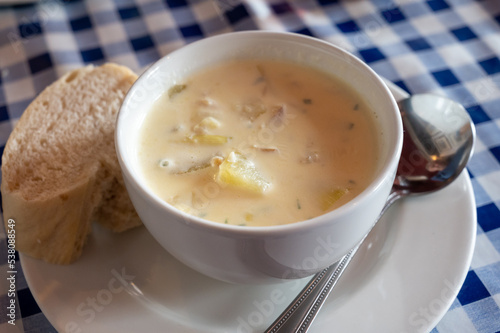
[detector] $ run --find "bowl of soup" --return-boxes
[116,31,403,284]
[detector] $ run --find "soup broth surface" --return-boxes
[139,59,380,226]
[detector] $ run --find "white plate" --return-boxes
[20,82,477,333]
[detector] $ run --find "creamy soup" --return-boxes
[138,59,380,226]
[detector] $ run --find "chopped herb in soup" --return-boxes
[138,59,380,226]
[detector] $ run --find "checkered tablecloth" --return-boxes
[0,0,499,332]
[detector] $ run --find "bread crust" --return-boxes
[1,63,142,264]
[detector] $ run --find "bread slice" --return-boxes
[1,63,142,264]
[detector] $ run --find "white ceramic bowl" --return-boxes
[116,31,403,284]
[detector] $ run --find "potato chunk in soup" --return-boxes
[138,59,380,226]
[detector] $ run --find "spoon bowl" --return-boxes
[395,94,475,195]
[265,93,476,333]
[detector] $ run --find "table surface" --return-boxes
[0,0,499,332]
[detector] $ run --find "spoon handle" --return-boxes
[264,246,359,333]
[264,191,402,333]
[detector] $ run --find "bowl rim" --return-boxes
[116,30,403,237]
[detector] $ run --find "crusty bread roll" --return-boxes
[1,63,142,264]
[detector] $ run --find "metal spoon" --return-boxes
[265,93,476,333]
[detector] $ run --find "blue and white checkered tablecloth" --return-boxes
[0,0,499,332]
